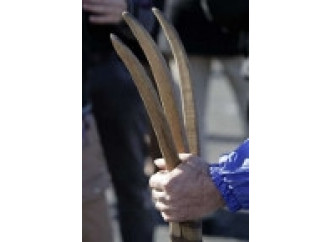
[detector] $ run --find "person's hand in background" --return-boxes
[82,0,127,24]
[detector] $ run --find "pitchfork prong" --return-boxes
[111,11,203,241]
[152,8,200,155]
[122,11,189,154]
[110,34,181,170]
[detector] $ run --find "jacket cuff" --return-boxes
[209,164,242,212]
[208,139,249,212]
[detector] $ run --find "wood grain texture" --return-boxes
[110,34,181,170]
[153,8,200,156]
[111,8,203,241]
[122,12,189,154]
[170,221,202,242]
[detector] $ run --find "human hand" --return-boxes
[82,0,127,24]
[149,154,225,222]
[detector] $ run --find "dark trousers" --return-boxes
[88,53,154,242]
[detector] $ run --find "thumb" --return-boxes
[154,158,167,170]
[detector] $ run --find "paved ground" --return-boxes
[107,60,249,242]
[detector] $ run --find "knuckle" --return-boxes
[161,212,170,222]
[166,194,172,202]
[155,202,163,211]
[163,178,174,191]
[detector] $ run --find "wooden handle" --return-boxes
[170,221,202,242]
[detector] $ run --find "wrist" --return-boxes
[205,165,225,207]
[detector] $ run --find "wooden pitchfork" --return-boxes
[110,8,202,242]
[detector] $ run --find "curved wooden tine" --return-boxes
[152,8,203,242]
[111,34,202,242]
[152,8,200,156]
[122,11,189,154]
[110,34,180,171]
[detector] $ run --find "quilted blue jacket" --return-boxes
[209,139,249,212]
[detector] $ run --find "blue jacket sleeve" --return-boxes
[209,139,249,212]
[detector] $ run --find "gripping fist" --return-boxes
[149,154,225,222]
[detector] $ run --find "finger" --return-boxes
[152,189,169,203]
[83,0,126,8]
[154,200,170,212]
[83,4,121,15]
[161,212,170,222]
[149,172,167,190]
[154,158,166,170]
[83,0,108,3]
[162,209,189,222]
[161,211,181,222]
[89,15,122,24]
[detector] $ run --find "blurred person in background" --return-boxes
[82,0,158,241]
[159,0,249,158]
[83,24,113,242]
[82,105,113,242]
